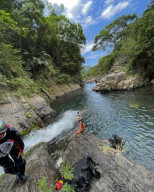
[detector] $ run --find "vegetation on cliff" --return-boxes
[0,0,86,96]
[83,1,154,83]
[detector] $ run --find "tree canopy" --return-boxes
[0,0,86,95]
[92,14,137,51]
[84,1,154,81]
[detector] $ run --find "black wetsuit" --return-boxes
[111,134,123,149]
[112,134,122,145]
[0,127,26,177]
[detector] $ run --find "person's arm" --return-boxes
[9,129,25,158]
[77,112,82,120]
[78,113,82,120]
[103,140,109,143]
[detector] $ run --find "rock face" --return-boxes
[62,134,154,192]
[0,134,154,192]
[29,96,57,120]
[0,143,59,192]
[0,93,56,132]
[93,71,142,92]
[151,79,154,86]
[0,84,81,133]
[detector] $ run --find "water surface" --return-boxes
[0,84,153,175]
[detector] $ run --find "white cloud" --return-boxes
[82,1,92,15]
[47,0,80,10]
[81,15,98,28]
[82,42,94,54]
[47,0,93,20]
[87,53,99,59]
[101,1,130,19]
[105,0,115,4]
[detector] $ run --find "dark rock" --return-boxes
[29,95,57,120]
[62,134,154,192]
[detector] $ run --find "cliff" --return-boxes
[0,84,81,134]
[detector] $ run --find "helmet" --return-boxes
[0,120,7,133]
[108,138,114,142]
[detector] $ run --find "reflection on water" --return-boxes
[51,84,154,172]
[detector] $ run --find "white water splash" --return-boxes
[24,110,77,151]
[0,110,78,175]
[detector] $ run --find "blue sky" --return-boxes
[47,0,152,66]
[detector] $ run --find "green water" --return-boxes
[51,84,154,172]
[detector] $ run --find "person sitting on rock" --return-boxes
[0,120,28,186]
[103,134,124,150]
[74,112,86,137]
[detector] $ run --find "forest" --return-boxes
[83,1,154,83]
[0,0,86,96]
[0,0,154,97]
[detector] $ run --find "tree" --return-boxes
[92,14,137,51]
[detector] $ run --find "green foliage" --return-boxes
[61,163,74,180]
[83,51,118,79]
[37,177,52,192]
[61,163,75,192]
[24,142,45,158]
[0,173,6,185]
[55,73,72,84]
[85,1,154,81]
[0,0,86,95]
[0,44,24,79]
[92,14,137,51]
[63,182,75,192]
[25,112,32,118]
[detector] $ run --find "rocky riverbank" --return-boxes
[0,134,153,192]
[0,84,81,134]
[93,71,142,92]
[87,68,154,92]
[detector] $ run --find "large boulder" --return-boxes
[29,95,57,120]
[93,72,142,92]
[62,134,154,192]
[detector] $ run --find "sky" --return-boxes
[47,0,152,66]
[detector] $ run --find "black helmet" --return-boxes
[0,120,7,133]
[108,138,114,142]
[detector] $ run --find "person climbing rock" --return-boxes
[103,134,124,150]
[0,120,28,186]
[74,112,86,137]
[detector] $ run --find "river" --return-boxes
[0,84,154,174]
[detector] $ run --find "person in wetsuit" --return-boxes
[103,134,124,150]
[0,120,27,186]
[74,112,86,137]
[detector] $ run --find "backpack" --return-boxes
[64,155,100,192]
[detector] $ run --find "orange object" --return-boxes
[74,121,86,137]
[56,180,63,190]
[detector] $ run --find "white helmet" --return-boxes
[0,120,7,133]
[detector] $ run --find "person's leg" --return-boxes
[74,129,81,137]
[80,130,85,135]
[0,156,16,175]
[10,145,26,179]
